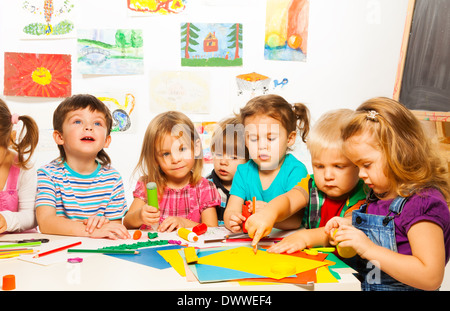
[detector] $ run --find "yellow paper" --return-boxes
[196,246,327,280]
[157,249,186,277]
[316,266,338,283]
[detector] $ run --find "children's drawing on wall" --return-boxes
[3,52,71,98]
[195,122,217,164]
[21,0,75,39]
[236,72,271,97]
[127,0,186,15]
[149,71,210,113]
[181,23,242,67]
[77,29,144,75]
[265,0,309,62]
[96,92,137,133]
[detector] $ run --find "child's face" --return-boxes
[244,114,296,172]
[156,134,199,187]
[54,107,111,160]
[312,148,360,200]
[344,131,395,200]
[212,150,246,186]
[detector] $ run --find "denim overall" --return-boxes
[352,193,423,291]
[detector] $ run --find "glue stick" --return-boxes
[333,229,357,258]
[177,228,198,242]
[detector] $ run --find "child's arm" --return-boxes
[158,207,218,232]
[267,227,330,254]
[334,221,445,290]
[36,205,130,239]
[122,198,160,229]
[223,195,246,232]
[246,187,308,245]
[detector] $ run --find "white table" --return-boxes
[0,230,361,291]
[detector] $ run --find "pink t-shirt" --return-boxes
[133,177,221,223]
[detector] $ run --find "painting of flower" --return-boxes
[4,52,71,98]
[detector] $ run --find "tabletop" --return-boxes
[0,228,361,291]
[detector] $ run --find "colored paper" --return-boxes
[196,246,327,280]
[316,266,338,283]
[4,52,71,98]
[158,248,186,276]
[106,245,184,269]
[181,23,243,67]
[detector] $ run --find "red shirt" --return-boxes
[318,197,346,227]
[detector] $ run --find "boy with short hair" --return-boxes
[207,117,249,223]
[246,109,367,253]
[36,94,130,239]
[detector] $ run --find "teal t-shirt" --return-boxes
[229,153,308,203]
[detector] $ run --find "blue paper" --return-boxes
[106,245,184,269]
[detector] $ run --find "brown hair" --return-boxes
[0,98,39,169]
[210,117,249,161]
[342,97,450,200]
[53,94,113,166]
[134,111,203,197]
[238,94,310,143]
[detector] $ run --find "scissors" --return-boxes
[0,238,49,243]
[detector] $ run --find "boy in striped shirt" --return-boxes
[36,94,130,239]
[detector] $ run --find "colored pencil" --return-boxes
[67,249,139,255]
[0,249,36,255]
[0,253,20,259]
[33,241,82,258]
[0,241,41,249]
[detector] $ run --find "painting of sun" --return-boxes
[4,52,71,98]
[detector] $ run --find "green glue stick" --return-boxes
[146,182,159,210]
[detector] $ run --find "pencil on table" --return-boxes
[33,241,82,258]
[67,249,139,255]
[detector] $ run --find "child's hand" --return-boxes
[140,204,160,226]
[158,216,185,232]
[251,200,268,213]
[324,216,351,239]
[267,230,307,254]
[245,212,275,246]
[333,224,374,258]
[89,222,131,240]
[83,216,109,234]
[229,213,247,233]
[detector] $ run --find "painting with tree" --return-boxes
[181,23,243,67]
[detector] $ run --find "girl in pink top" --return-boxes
[0,98,39,233]
[123,111,220,232]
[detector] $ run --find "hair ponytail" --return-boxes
[292,102,310,143]
[11,115,39,168]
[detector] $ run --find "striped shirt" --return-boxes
[35,159,127,220]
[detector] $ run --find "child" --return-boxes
[123,111,221,232]
[35,94,130,240]
[0,98,39,233]
[325,97,450,291]
[206,117,249,223]
[246,109,367,254]
[224,94,310,232]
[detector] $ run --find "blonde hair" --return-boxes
[342,97,450,200]
[210,116,249,160]
[0,98,39,169]
[238,94,310,143]
[134,111,203,197]
[307,109,354,159]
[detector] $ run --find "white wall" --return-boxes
[0,0,409,204]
